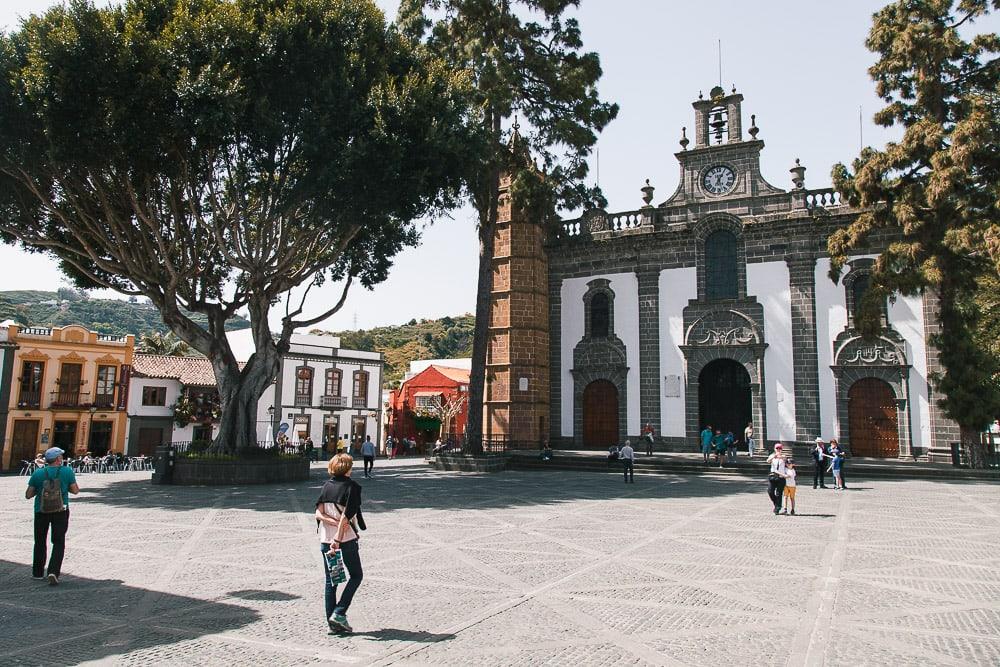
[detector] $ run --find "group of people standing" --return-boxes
[766,437,848,515]
[699,422,755,466]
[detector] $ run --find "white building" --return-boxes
[269,333,384,450]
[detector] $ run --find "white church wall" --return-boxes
[658,266,697,437]
[888,294,930,452]
[815,257,848,440]
[747,261,796,441]
[560,272,641,437]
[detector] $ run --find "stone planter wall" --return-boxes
[431,453,507,473]
[172,457,310,485]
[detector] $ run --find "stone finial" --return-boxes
[748,114,759,139]
[641,179,655,207]
[790,158,807,189]
[698,90,703,100]
[679,126,689,150]
[731,84,736,94]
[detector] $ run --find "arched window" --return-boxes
[848,271,886,326]
[705,230,738,300]
[590,292,610,338]
[353,370,369,401]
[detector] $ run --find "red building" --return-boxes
[388,365,470,448]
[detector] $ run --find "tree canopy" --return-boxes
[0,0,474,451]
[398,0,618,448]
[829,0,1000,462]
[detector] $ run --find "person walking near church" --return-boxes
[766,443,787,515]
[744,422,755,457]
[620,440,636,483]
[812,438,830,489]
[642,423,655,456]
[700,425,713,463]
[712,429,726,467]
[26,447,79,585]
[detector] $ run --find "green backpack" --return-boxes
[39,468,65,513]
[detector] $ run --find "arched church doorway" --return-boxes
[582,380,618,448]
[848,378,899,457]
[698,359,752,438]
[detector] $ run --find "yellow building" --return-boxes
[2,324,135,470]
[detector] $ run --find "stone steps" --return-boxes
[505,453,1000,482]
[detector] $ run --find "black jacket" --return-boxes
[316,475,366,531]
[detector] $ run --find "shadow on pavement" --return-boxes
[227,589,301,601]
[73,461,937,517]
[352,628,457,643]
[0,559,258,664]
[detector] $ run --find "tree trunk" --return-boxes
[961,425,988,469]
[211,352,278,453]
[465,226,494,454]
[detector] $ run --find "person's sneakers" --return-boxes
[781,508,788,515]
[329,612,352,633]
[47,574,59,586]
[773,507,780,515]
[790,510,796,515]
[31,575,45,581]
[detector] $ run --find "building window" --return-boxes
[353,370,369,400]
[95,365,117,408]
[705,230,739,300]
[295,367,313,406]
[18,361,44,408]
[590,293,610,338]
[192,425,213,442]
[415,394,441,409]
[325,368,342,396]
[847,271,886,327]
[142,386,167,406]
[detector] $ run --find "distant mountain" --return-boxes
[0,289,251,338]
[314,314,474,387]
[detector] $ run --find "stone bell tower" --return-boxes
[484,145,550,447]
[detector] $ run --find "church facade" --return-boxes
[487,87,958,461]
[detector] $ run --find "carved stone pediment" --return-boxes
[685,309,762,347]
[834,332,907,367]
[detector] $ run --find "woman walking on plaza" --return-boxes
[316,454,366,633]
[766,443,787,514]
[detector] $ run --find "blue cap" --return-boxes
[43,447,65,462]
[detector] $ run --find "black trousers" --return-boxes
[645,437,653,456]
[363,455,374,476]
[767,477,786,510]
[622,459,634,482]
[813,461,826,487]
[33,509,69,578]
[321,540,364,618]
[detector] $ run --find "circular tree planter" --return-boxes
[173,456,309,485]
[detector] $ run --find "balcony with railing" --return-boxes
[352,397,367,409]
[321,395,346,408]
[17,391,41,409]
[93,394,116,409]
[293,394,312,408]
[50,388,86,408]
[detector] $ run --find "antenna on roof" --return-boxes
[859,105,864,151]
[596,147,600,190]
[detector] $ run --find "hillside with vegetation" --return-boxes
[315,314,474,387]
[0,289,250,337]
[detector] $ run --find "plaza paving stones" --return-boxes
[1,460,999,665]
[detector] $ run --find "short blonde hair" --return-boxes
[328,453,353,476]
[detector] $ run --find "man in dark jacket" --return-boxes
[812,437,829,489]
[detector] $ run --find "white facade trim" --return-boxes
[747,261,796,441]
[658,266,697,437]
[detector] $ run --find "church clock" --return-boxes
[702,165,736,195]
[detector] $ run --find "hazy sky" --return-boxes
[1,1,995,331]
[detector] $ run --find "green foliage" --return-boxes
[0,290,249,337]
[0,0,475,452]
[139,331,196,356]
[314,313,473,385]
[398,0,617,446]
[829,0,1000,458]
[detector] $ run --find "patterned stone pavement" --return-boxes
[1,460,999,666]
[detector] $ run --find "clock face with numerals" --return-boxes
[703,165,736,195]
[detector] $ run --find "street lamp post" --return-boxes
[267,405,275,444]
[87,405,97,455]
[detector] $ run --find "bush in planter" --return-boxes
[189,440,212,453]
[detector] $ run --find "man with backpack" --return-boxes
[25,447,79,585]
